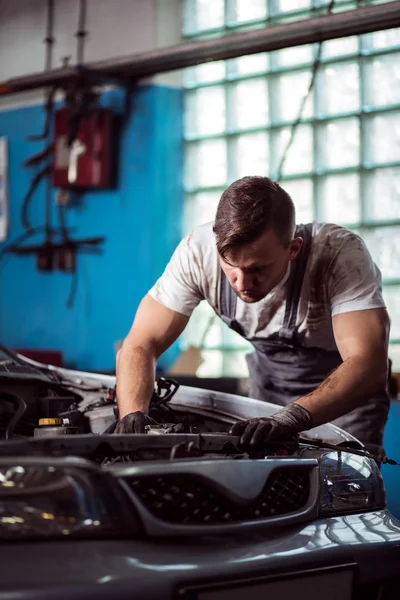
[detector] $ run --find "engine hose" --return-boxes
[2,393,28,440]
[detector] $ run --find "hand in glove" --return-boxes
[114,411,156,434]
[229,403,313,448]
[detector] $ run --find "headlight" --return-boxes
[319,451,386,516]
[0,457,139,540]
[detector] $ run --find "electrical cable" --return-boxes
[1,227,49,263]
[22,143,53,167]
[275,0,336,182]
[21,0,55,237]
[26,94,57,143]
[20,165,52,231]
[0,227,70,277]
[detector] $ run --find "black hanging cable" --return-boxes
[0,226,68,276]
[20,165,52,231]
[275,0,336,182]
[1,228,47,262]
[19,0,55,238]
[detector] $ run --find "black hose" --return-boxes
[2,393,28,440]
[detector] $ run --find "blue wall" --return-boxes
[0,84,183,371]
[382,401,400,518]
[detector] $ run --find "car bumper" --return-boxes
[1,510,400,599]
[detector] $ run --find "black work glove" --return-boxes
[230,403,313,448]
[114,411,156,434]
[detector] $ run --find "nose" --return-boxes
[235,270,254,292]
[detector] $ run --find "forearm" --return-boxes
[116,344,157,418]
[296,355,387,427]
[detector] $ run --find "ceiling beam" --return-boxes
[1,1,400,96]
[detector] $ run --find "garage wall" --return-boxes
[0,0,184,371]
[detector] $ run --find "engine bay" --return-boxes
[0,345,309,464]
[0,348,231,437]
[1,344,377,468]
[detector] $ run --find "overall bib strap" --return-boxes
[220,266,237,324]
[219,259,244,336]
[280,223,313,340]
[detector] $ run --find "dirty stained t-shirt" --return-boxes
[148,221,385,352]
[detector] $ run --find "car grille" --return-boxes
[125,467,310,525]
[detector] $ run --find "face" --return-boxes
[219,228,303,303]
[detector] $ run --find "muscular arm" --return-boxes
[296,308,390,426]
[117,294,189,418]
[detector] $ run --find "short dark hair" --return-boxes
[213,176,295,258]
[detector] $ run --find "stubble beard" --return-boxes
[235,290,265,304]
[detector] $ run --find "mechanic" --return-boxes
[115,176,390,451]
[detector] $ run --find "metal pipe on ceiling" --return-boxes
[1,1,400,96]
[75,0,87,65]
[44,0,55,72]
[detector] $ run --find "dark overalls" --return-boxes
[219,224,390,447]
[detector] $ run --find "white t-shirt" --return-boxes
[148,221,385,352]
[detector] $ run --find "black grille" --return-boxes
[125,468,310,525]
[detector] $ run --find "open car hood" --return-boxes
[17,354,360,446]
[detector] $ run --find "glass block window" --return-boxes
[229,79,269,129]
[183,0,400,375]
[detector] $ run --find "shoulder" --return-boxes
[306,222,379,301]
[311,221,361,251]
[185,222,216,247]
[182,222,217,263]
[309,221,369,266]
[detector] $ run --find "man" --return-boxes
[116,176,390,450]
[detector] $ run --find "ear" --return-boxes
[288,237,303,261]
